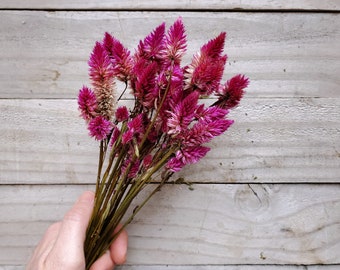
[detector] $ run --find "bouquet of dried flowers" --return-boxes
[77,17,249,269]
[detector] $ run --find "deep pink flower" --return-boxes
[78,86,97,121]
[103,32,133,81]
[167,91,199,135]
[167,145,210,172]
[88,42,114,90]
[136,22,166,64]
[190,55,227,95]
[110,126,121,147]
[122,114,144,144]
[122,130,134,144]
[184,118,234,146]
[88,115,112,140]
[166,156,184,172]
[177,145,210,165]
[195,106,229,123]
[143,154,153,168]
[201,32,226,59]
[88,42,116,120]
[121,158,140,178]
[128,114,144,133]
[115,106,129,122]
[164,17,187,65]
[216,74,249,109]
[183,32,227,95]
[132,60,158,108]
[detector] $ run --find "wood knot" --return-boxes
[234,184,270,221]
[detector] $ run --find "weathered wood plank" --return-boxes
[0,184,339,265]
[1,98,339,184]
[14,263,338,270]
[0,11,339,98]
[117,266,340,270]
[0,0,339,11]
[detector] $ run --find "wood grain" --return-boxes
[0,11,339,98]
[1,266,339,270]
[1,98,339,184]
[0,0,339,11]
[0,184,339,265]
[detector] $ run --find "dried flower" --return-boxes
[88,115,112,140]
[77,17,248,269]
[78,86,97,121]
[215,74,250,109]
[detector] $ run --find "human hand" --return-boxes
[26,191,128,270]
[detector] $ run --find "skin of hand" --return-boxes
[26,191,128,270]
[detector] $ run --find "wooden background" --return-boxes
[0,1,340,269]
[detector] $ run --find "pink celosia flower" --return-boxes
[78,86,97,121]
[88,115,112,140]
[143,154,153,168]
[115,106,129,122]
[184,118,233,146]
[121,159,140,178]
[177,145,211,165]
[184,32,227,95]
[122,129,133,144]
[167,145,210,172]
[164,17,187,65]
[122,114,144,144]
[110,126,121,147]
[215,74,249,109]
[195,106,229,123]
[88,42,117,120]
[167,91,199,135]
[128,114,144,133]
[166,156,184,172]
[103,32,133,81]
[136,22,166,64]
[132,60,159,108]
[89,42,115,90]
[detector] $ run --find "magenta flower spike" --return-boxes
[78,86,97,121]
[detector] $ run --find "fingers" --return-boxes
[26,222,61,269]
[110,226,128,265]
[46,191,95,269]
[89,227,128,270]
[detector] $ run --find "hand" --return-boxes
[26,191,128,270]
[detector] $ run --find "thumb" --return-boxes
[48,191,94,268]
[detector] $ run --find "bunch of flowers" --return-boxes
[77,17,248,269]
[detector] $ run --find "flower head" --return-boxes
[88,41,116,120]
[184,32,227,95]
[115,106,129,122]
[164,17,187,65]
[103,32,133,81]
[78,86,97,121]
[88,115,112,140]
[216,74,249,109]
